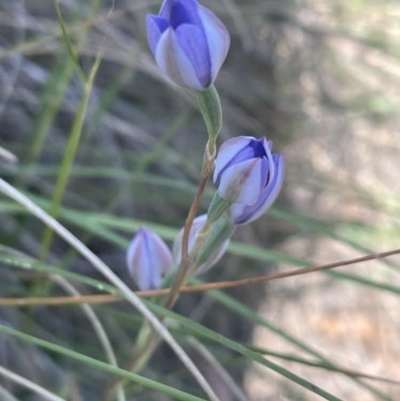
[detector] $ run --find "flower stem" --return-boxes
[196,85,222,144]
[103,87,225,401]
[164,143,215,309]
[164,86,222,308]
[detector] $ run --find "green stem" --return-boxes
[122,85,225,393]
[52,0,86,85]
[164,85,223,307]
[196,85,222,143]
[163,150,212,310]
[39,55,101,262]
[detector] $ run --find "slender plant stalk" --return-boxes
[39,55,102,262]
[164,144,214,309]
[165,86,221,308]
[101,88,222,400]
[52,0,86,85]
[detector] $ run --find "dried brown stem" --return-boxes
[164,143,214,309]
[3,247,399,307]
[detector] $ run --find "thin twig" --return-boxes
[2,247,398,305]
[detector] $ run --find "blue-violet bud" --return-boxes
[173,214,229,274]
[213,136,285,225]
[146,0,230,91]
[126,227,174,290]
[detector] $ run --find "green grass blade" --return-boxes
[39,55,102,261]
[0,253,117,295]
[52,0,86,85]
[0,324,207,401]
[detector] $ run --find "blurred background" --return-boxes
[1,0,400,400]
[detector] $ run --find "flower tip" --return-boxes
[126,227,174,291]
[147,0,230,90]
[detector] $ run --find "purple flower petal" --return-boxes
[198,5,230,82]
[126,227,174,290]
[169,0,201,28]
[147,15,170,56]
[173,214,229,273]
[155,28,203,90]
[173,214,207,265]
[159,0,175,19]
[217,158,266,205]
[231,154,285,225]
[175,23,211,87]
[148,0,230,90]
[213,136,253,185]
[228,138,268,166]
[195,237,230,274]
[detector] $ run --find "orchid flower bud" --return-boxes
[126,227,174,290]
[213,136,285,225]
[173,214,230,274]
[146,0,230,91]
